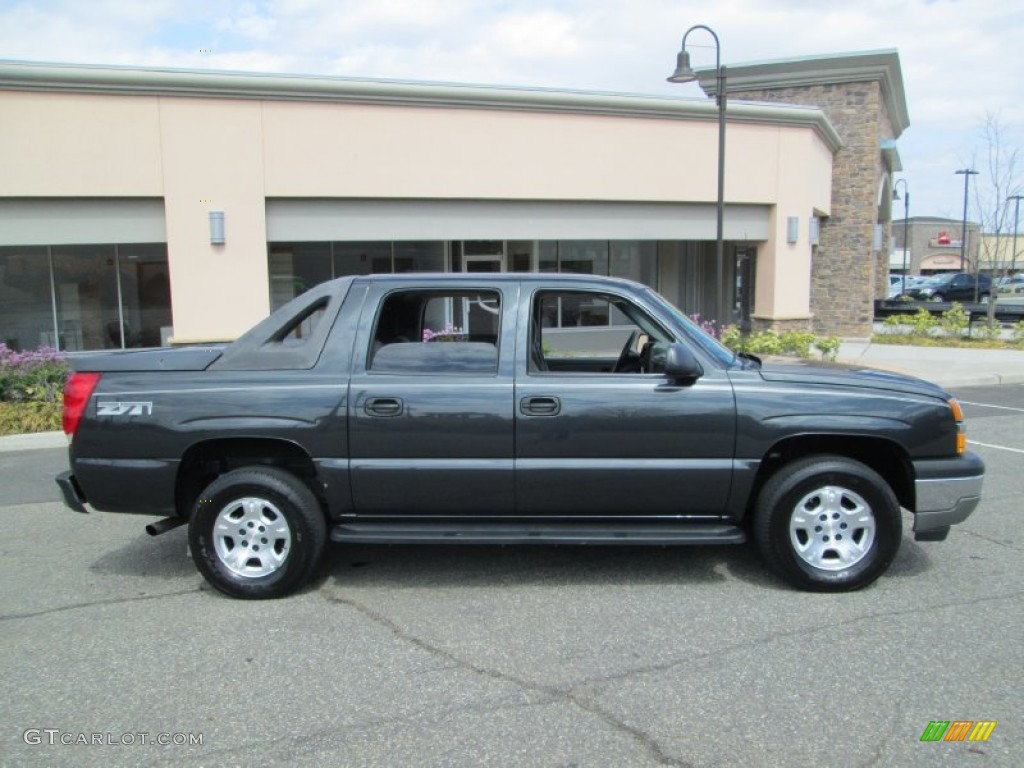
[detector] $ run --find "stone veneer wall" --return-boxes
[726,82,893,337]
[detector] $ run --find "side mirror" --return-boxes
[664,343,704,382]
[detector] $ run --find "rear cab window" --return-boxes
[368,289,502,375]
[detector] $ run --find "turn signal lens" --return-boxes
[948,398,966,455]
[949,398,964,423]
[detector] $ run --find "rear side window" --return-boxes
[369,289,501,375]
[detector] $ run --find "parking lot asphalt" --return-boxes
[1,383,1022,767]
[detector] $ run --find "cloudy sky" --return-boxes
[2,0,1021,222]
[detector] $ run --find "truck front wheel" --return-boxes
[189,467,326,599]
[754,456,901,591]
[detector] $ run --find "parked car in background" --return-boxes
[887,275,927,298]
[899,272,992,302]
[995,275,1024,306]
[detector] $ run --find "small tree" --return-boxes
[969,113,1021,276]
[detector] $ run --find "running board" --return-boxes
[330,521,745,546]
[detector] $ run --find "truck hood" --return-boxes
[755,356,948,399]
[72,346,225,373]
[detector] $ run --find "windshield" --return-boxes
[639,286,737,367]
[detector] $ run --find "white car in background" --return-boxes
[995,275,1024,306]
[888,274,927,298]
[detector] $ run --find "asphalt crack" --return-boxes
[562,588,1024,692]
[325,591,693,768]
[0,587,199,622]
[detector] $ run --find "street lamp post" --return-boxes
[893,179,910,295]
[1009,194,1023,275]
[955,168,979,272]
[667,24,726,325]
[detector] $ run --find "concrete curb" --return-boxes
[0,430,66,453]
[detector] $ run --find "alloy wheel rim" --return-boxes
[789,485,876,571]
[213,497,292,578]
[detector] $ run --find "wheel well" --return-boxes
[748,435,914,518]
[176,438,323,518]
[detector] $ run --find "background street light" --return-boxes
[955,168,979,272]
[667,24,726,325]
[893,179,910,295]
[1009,194,1023,275]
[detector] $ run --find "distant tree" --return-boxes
[968,112,1021,275]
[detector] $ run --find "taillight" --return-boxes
[949,398,966,455]
[63,372,101,437]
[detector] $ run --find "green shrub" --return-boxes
[779,330,815,358]
[939,303,969,337]
[0,401,62,436]
[744,331,784,356]
[883,313,913,334]
[720,326,841,360]
[972,319,1002,341]
[910,307,937,337]
[1013,320,1024,345]
[814,336,841,361]
[719,325,744,352]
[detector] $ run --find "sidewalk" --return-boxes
[837,341,1024,388]
[2,343,1022,452]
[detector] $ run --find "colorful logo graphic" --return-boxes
[920,721,997,742]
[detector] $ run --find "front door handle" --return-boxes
[520,396,561,416]
[364,397,403,417]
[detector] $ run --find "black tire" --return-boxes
[189,466,326,599]
[929,293,944,302]
[754,456,901,592]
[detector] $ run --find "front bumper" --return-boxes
[56,471,89,514]
[912,452,984,535]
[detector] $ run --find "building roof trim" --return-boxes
[880,139,902,173]
[695,49,909,138]
[0,59,842,152]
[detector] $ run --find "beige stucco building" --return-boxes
[0,51,907,351]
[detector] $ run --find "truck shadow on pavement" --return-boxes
[89,528,195,581]
[319,541,790,592]
[86,528,933,595]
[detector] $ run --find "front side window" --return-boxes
[530,291,673,375]
[369,289,501,375]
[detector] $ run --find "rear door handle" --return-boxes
[364,397,403,417]
[520,396,561,416]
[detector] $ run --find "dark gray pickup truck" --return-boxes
[57,274,984,599]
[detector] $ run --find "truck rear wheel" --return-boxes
[754,456,901,591]
[189,467,326,599]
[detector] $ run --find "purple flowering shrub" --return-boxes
[0,344,70,403]
[422,324,468,342]
[688,314,720,339]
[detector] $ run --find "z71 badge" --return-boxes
[97,402,153,416]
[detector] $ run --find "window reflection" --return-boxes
[0,246,54,351]
[0,243,171,352]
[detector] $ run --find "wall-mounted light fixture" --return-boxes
[209,211,225,245]
[809,216,821,246]
[786,216,799,244]
[873,224,884,252]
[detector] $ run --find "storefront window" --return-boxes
[334,242,392,276]
[558,241,609,275]
[0,246,54,351]
[394,241,445,273]
[118,243,172,348]
[0,243,171,352]
[52,245,121,351]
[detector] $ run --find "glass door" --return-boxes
[462,240,505,273]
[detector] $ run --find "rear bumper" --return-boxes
[912,452,984,533]
[56,471,88,514]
